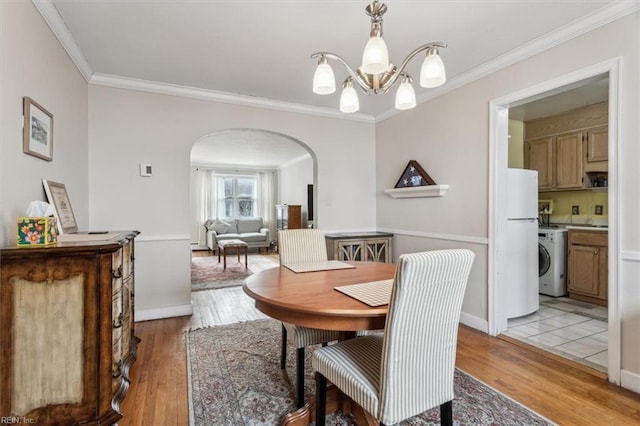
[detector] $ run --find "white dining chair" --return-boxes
[312,249,475,425]
[277,229,341,408]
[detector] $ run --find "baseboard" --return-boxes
[135,303,193,322]
[620,369,640,393]
[460,312,488,333]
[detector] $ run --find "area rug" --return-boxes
[187,319,555,426]
[191,254,278,291]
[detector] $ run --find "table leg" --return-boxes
[218,247,221,263]
[244,247,248,269]
[281,386,376,426]
[223,248,227,270]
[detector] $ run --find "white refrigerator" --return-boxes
[505,168,539,318]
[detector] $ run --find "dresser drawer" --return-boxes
[113,288,123,325]
[122,240,133,278]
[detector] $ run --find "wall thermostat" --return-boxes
[140,163,152,177]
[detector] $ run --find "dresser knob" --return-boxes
[113,312,124,329]
[113,265,123,279]
[112,360,123,378]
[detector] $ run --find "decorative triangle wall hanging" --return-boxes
[393,160,436,188]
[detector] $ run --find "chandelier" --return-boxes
[311,0,447,113]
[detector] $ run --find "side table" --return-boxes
[325,232,393,263]
[217,239,248,270]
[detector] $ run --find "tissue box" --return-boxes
[16,217,58,246]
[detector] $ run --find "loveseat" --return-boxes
[204,218,270,252]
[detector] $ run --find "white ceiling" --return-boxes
[44,0,632,165]
[509,75,609,121]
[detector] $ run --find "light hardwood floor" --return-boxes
[120,319,640,425]
[120,253,640,425]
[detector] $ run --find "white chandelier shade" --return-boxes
[395,76,416,110]
[311,0,447,113]
[312,60,336,95]
[361,35,389,75]
[339,79,360,113]
[420,48,447,88]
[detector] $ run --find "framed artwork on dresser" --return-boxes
[23,97,53,161]
[43,179,78,234]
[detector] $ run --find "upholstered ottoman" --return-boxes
[217,239,248,270]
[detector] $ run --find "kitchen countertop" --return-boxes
[562,225,608,232]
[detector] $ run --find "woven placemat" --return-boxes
[284,260,356,273]
[334,279,393,307]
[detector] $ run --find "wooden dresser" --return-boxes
[325,232,393,263]
[0,231,139,425]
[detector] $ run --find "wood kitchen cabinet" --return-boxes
[325,232,393,263]
[524,102,607,191]
[586,126,608,167]
[524,131,584,190]
[567,229,608,306]
[0,231,139,425]
[555,131,584,189]
[524,137,554,190]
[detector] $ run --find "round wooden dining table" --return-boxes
[243,261,396,331]
[243,261,396,426]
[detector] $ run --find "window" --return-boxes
[216,175,257,219]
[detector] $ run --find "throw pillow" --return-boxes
[211,219,234,234]
[236,218,263,234]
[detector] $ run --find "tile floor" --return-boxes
[503,295,608,372]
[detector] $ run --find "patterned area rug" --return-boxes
[191,254,278,291]
[187,319,554,426]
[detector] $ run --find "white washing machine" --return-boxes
[538,228,568,297]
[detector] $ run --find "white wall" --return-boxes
[376,13,640,387]
[0,2,88,246]
[88,86,376,320]
[508,120,524,168]
[278,155,313,227]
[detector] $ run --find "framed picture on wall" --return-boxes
[42,179,78,234]
[23,97,54,161]
[393,160,437,188]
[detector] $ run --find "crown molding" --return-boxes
[89,73,374,124]
[34,0,637,124]
[32,0,92,82]
[375,0,640,122]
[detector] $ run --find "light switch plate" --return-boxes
[140,163,152,177]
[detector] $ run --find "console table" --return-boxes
[325,232,393,263]
[0,231,139,425]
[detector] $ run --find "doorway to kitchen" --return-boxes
[503,77,610,374]
[488,58,621,383]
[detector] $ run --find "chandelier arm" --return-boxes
[378,42,448,92]
[311,52,372,95]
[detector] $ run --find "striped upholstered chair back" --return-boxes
[312,249,475,425]
[276,228,339,409]
[378,249,475,423]
[278,229,327,266]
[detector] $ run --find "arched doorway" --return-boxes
[188,128,318,250]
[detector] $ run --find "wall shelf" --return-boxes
[384,185,449,198]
